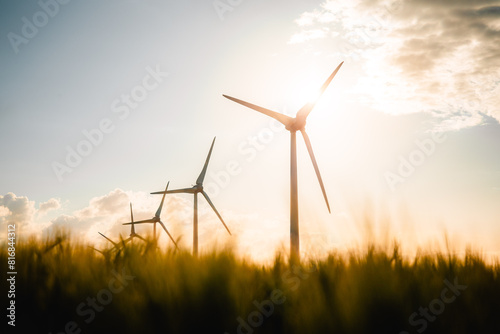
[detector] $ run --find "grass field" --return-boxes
[2,232,500,334]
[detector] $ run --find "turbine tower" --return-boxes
[151,137,231,256]
[223,61,343,261]
[123,182,178,249]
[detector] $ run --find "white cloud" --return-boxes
[0,193,36,230]
[38,198,61,216]
[0,206,11,218]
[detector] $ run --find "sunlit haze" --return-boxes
[1,0,499,262]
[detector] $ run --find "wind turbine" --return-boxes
[97,203,146,249]
[151,137,231,256]
[98,231,120,249]
[123,182,178,249]
[89,245,117,260]
[223,61,344,261]
[121,203,147,244]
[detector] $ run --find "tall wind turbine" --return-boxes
[223,61,343,260]
[123,182,178,249]
[151,137,231,256]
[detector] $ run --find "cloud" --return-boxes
[294,10,336,26]
[0,193,36,229]
[291,0,500,128]
[0,193,64,237]
[38,198,61,216]
[0,206,10,217]
[50,214,84,232]
[288,28,331,44]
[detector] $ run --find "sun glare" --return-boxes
[300,86,322,105]
[284,69,325,110]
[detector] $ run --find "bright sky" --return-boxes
[1,0,499,262]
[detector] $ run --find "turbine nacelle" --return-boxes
[285,117,307,132]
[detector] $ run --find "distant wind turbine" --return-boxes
[121,203,147,244]
[89,245,117,259]
[151,137,231,256]
[98,231,119,249]
[123,182,178,249]
[223,61,344,260]
[97,204,146,250]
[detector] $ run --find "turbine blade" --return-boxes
[201,191,231,235]
[151,187,195,195]
[98,232,118,246]
[130,203,135,235]
[123,219,154,225]
[196,137,215,185]
[155,181,169,218]
[158,221,179,249]
[317,62,344,99]
[223,94,294,127]
[300,129,331,213]
[296,61,344,120]
[89,246,104,255]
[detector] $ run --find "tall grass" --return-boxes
[2,233,499,334]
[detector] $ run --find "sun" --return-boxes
[286,75,324,112]
[300,86,322,105]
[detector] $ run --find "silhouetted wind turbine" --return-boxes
[123,182,178,249]
[96,204,145,251]
[89,245,117,260]
[98,231,119,249]
[223,61,343,261]
[151,137,231,256]
[89,246,106,255]
[122,203,147,244]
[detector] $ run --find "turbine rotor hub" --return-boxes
[286,118,306,132]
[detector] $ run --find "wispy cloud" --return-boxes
[294,10,336,26]
[288,28,331,44]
